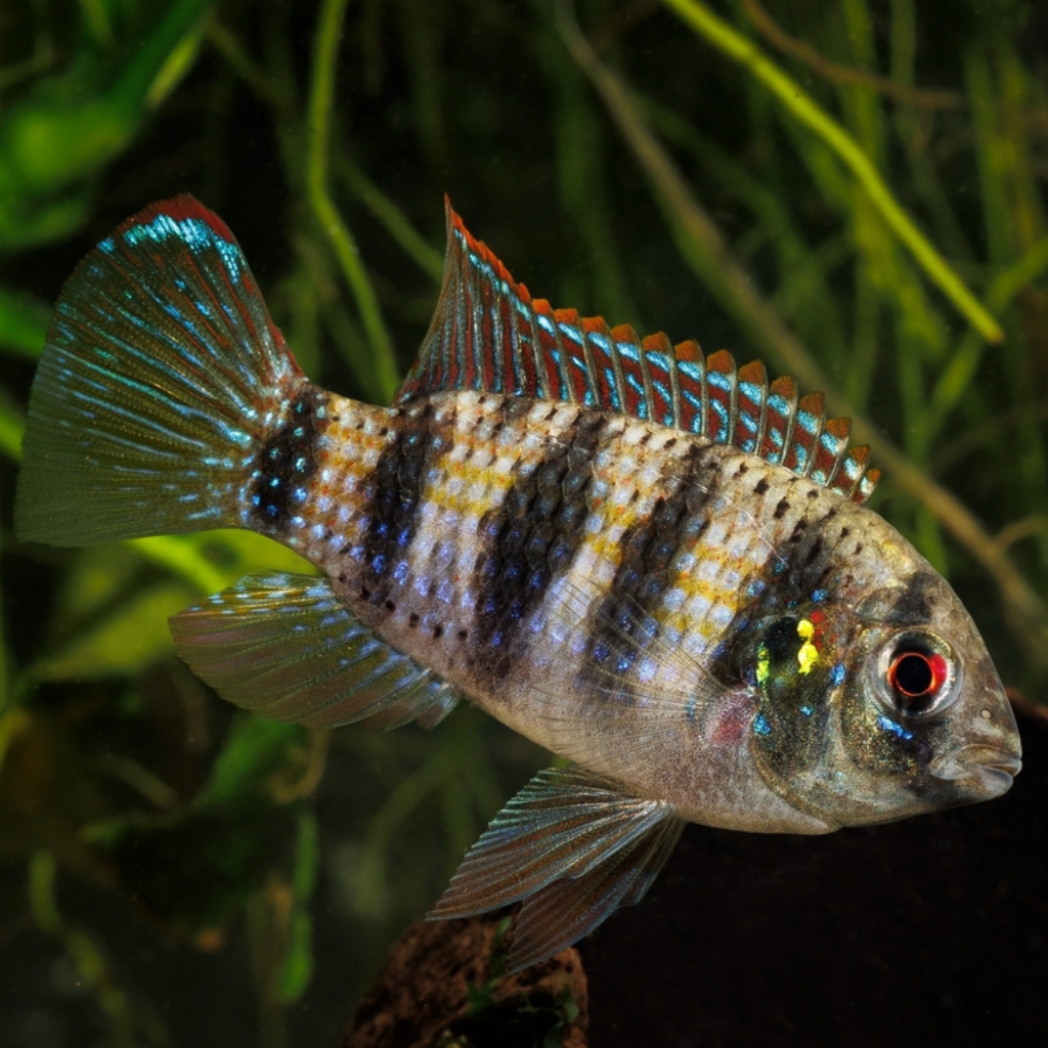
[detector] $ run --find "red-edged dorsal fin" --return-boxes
[398,199,880,501]
[735,359,768,454]
[760,374,798,465]
[783,392,825,477]
[703,349,736,445]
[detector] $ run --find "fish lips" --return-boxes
[929,744,1022,799]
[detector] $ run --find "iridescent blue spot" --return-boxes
[681,388,703,428]
[558,321,582,346]
[830,663,846,687]
[800,705,813,716]
[710,400,728,442]
[754,713,771,736]
[648,350,670,372]
[652,378,672,421]
[679,360,703,384]
[877,714,913,741]
[812,588,827,603]
[796,409,818,435]
[625,373,646,417]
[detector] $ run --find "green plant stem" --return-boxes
[661,0,1003,344]
[306,0,399,403]
[339,158,444,282]
[0,399,24,462]
[559,4,1048,662]
[928,232,1048,439]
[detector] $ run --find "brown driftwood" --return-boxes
[340,911,587,1048]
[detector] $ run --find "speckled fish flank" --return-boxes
[15,196,1022,972]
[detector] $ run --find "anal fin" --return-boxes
[169,572,461,731]
[428,766,684,972]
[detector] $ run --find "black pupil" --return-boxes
[894,653,933,697]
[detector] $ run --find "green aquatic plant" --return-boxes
[1,1,1045,1046]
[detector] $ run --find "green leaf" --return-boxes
[0,286,50,359]
[200,716,312,806]
[32,580,197,681]
[276,811,318,1002]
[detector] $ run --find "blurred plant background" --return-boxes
[0,0,1046,1045]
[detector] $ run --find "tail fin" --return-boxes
[15,196,303,546]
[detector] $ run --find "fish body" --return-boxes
[16,197,1022,969]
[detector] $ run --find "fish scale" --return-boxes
[264,379,943,816]
[15,195,1021,973]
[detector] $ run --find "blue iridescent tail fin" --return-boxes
[15,196,303,546]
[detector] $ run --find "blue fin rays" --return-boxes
[429,765,684,972]
[15,196,301,546]
[169,572,461,731]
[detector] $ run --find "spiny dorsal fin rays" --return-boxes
[398,199,879,503]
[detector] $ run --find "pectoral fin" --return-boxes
[429,765,684,971]
[169,572,461,730]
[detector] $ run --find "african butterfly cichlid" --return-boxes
[16,196,1021,971]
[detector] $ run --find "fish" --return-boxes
[15,196,1022,971]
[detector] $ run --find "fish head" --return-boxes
[749,569,1021,829]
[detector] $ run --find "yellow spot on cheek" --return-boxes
[756,644,770,685]
[796,618,819,675]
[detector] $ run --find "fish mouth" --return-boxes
[929,745,1022,798]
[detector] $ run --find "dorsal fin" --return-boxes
[398,200,879,503]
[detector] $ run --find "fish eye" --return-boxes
[881,633,954,716]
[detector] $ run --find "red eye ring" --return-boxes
[887,650,949,700]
